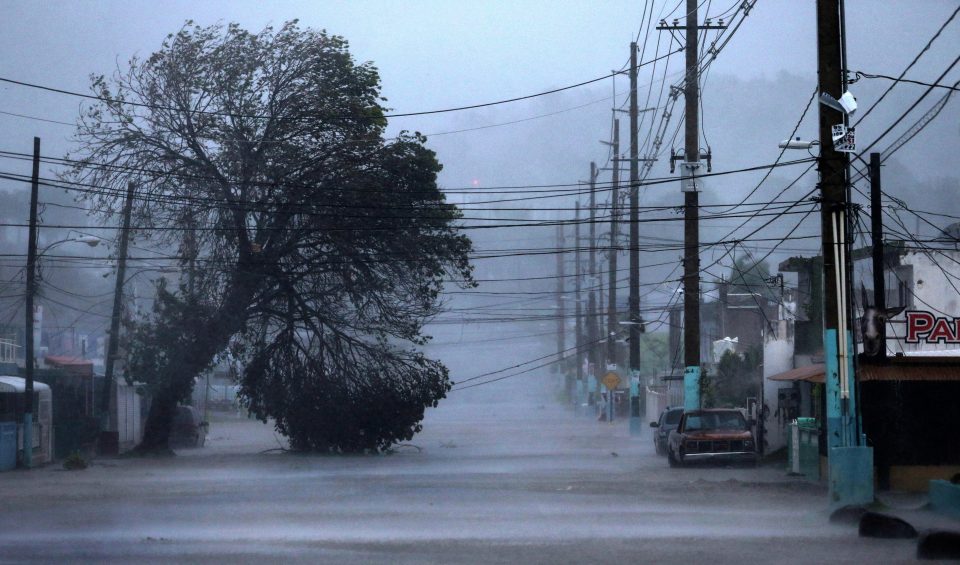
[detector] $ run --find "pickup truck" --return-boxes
[667,408,756,467]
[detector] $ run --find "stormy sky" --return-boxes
[1,1,957,187]
[0,1,957,385]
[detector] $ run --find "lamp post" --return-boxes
[22,235,100,468]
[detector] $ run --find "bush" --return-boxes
[240,344,450,453]
[63,451,88,471]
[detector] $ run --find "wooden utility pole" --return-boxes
[816,0,872,505]
[608,121,620,369]
[817,0,855,447]
[629,41,642,379]
[682,0,702,410]
[587,162,599,395]
[100,181,135,448]
[869,152,885,361]
[23,137,40,468]
[556,222,567,392]
[655,2,726,410]
[575,202,583,388]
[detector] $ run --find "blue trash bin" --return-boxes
[0,421,16,471]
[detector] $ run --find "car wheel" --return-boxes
[668,449,681,468]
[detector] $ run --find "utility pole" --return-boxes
[656,2,726,411]
[607,121,620,370]
[816,0,872,506]
[869,153,889,490]
[682,0,702,411]
[575,202,584,395]
[869,153,885,361]
[629,41,642,385]
[556,222,568,398]
[598,262,605,355]
[99,180,135,452]
[22,137,40,468]
[587,162,599,402]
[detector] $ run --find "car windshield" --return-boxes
[683,411,747,432]
[664,410,683,425]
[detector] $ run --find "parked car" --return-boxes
[667,408,756,467]
[649,407,684,456]
[170,405,208,448]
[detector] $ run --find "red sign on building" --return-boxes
[905,311,960,344]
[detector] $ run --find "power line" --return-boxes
[854,53,960,159]
[852,71,960,93]
[701,86,818,216]
[0,149,816,196]
[851,4,960,128]
[0,205,817,235]
[0,50,683,122]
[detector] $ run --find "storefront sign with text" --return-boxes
[905,310,960,344]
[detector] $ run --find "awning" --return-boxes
[44,355,94,377]
[767,359,960,383]
[767,364,825,384]
[860,360,960,382]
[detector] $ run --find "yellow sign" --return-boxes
[602,371,621,390]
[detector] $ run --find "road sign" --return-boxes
[602,371,621,390]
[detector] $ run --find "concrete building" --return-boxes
[767,240,960,491]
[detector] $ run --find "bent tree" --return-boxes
[66,21,473,453]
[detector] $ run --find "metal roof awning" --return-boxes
[44,355,95,377]
[44,355,93,367]
[767,364,825,384]
[767,359,960,383]
[860,359,960,382]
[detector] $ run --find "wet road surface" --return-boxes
[0,398,955,564]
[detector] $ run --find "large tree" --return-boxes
[727,255,774,301]
[66,21,473,453]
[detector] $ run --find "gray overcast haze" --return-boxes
[0,0,959,391]
[1,2,960,563]
[1,1,957,188]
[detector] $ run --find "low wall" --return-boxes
[929,479,960,519]
[889,465,960,493]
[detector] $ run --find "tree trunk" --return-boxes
[134,389,178,455]
[133,270,258,454]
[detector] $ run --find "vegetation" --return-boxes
[712,347,762,407]
[637,333,670,376]
[66,21,473,453]
[727,255,775,301]
[62,451,88,471]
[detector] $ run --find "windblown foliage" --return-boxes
[67,21,473,452]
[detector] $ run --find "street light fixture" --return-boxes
[72,236,102,248]
[41,235,103,254]
[778,137,819,150]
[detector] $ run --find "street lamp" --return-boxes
[778,137,819,150]
[43,235,102,251]
[22,235,101,467]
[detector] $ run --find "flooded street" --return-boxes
[0,2,958,563]
[0,395,945,564]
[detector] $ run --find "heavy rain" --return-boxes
[0,1,959,563]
